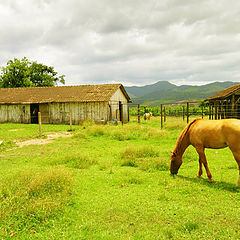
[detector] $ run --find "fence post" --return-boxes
[215,102,218,120]
[187,102,189,123]
[164,106,166,122]
[38,112,42,136]
[209,104,211,119]
[161,104,163,129]
[201,105,204,119]
[138,104,140,124]
[182,105,185,121]
[69,104,73,131]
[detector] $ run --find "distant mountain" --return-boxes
[125,81,175,98]
[125,81,240,106]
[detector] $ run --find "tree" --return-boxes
[0,57,65,88]
[0,57,32,88]
[29,62,65,87]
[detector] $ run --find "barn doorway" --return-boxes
[30,104,39,124]
[119,101,123,122]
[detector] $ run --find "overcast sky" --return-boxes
[1,0,240,86]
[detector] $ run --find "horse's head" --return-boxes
[170,150,182,175]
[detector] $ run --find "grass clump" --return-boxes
[120,146,169,171]
[181,221,199,233]
[0,140,16,152]
[121,146,159,159]
[0,166,73,236]
[63,155,97,169]
[85,124,107,137]
[48,154,97,169]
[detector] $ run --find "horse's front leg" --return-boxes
[197,158,203,178]
[196,146,212,182]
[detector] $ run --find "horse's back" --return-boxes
[189,119,240,149]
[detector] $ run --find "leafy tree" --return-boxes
[0,57,65,88]
[0,57,32,88]
[29,62,65,87]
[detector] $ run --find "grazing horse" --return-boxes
[170,119,240,185]
[144,112,152,120]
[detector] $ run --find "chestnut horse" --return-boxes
[170,119,240,185]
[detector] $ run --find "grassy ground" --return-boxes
[0,117,240,239]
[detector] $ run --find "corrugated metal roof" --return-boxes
[0,84,131,104]
[206,84,240,101]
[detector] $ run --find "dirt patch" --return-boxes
[16,132,73,148]
[8,129,24,132]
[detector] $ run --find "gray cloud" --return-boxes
[0,0,240,86]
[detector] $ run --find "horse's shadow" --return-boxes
[175,174,239,193]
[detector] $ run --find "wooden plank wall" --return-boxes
[109,88,129,123]
[48,102,108,124]
[0,104,30,123]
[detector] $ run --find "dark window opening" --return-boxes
[119,101,123,121]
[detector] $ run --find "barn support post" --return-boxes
[232,95,235,118]
[211,105,214,120]
[223,101,226,119]
[187,102,189,123]
[220,101,223,119]
[137,104,140,124]
[38,112,42,136]
[226,100,230,118]
[214,102,217,120]
[209,103,211,120]
[218,102,221,119]
[236,97,240,119]
[161,104,163,129]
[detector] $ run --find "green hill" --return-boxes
[125,81,239,106]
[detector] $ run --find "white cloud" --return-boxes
[0,0,240,86]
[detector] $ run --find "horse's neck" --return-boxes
[174,132,190,157]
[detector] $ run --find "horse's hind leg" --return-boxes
[231,150,240,186]
[196,146,212,182]
[197,158,203,178]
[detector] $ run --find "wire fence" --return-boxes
[128,101,240,128]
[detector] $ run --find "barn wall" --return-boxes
[0,104,30,123]
[39,103,49,124]
[48,102,109,124]
[109,88,129,122]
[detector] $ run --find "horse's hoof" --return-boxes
[208,179,213,183]
[197,175,202,178]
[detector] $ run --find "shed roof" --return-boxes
[0,84,131,104]
[206,83,240,101]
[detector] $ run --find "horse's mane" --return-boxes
[174,119,201,154]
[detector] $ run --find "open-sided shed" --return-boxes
[205,83,240,119]
[0,84,131,124]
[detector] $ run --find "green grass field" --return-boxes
[0,117,240,239]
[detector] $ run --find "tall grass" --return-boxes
[120,145,169,171]
[84,123,166,141]
[0,166,73,237]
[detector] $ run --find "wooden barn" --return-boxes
[205,83,240,119]
[0,84,131,124]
